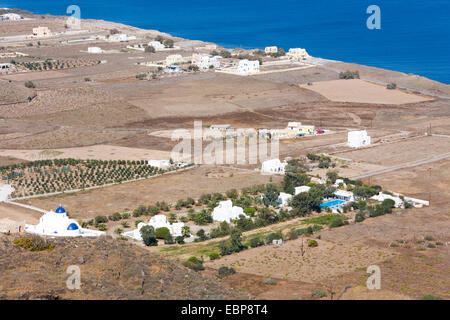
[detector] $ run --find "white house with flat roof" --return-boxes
[265,46,278,54]
[212,200,247,223]
[295,186,310,195]
[277,192,293,207]
[1,13,23,21]
[261,158,287,174]
[165,54,184,65]
[348,130,371,148]
[287,48,309,61]
[88,46,102,54]
[334,190,355,202]
[371,193,404,208]
[237,59,260,75]
[148,40,165,51]
[123,214,185,240]
[32,26,52,38]
[192,53,220,70]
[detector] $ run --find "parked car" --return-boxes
[316,129,324,134]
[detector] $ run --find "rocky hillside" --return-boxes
[0,235,245,300]
[0,80,34,105]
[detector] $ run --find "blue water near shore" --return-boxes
[2,0,449,83]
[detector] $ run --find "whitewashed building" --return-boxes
[1,13,23,21]
[237,59,260,75]
[371,193,404,208]
[32,26,52,38]
[334,179,347,188]
[334,190,355,202]
[108,33,136,42]
[88,46,102,54]
[295,186,310,195]
[192,53,220,70]
[277,192,293,207]
[287,48,309,60]
[25,206,105,237]
[348,130,371,148]
[165,54,184,65]
[124,214,184,240]
[148,40,165,51]
[212,200,247,223]
[265,46,278,54]
[0,184,14,202]
[261,158,287,174]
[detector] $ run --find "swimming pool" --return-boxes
[320,200,345,208]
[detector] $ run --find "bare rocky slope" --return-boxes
[0,235,245,300]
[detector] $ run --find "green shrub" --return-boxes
[264,277,277,285]
[217,266,236,278]
[14,236,54,252]
[183,256,204,271]
[97,223,107,231]
[95,215,108,224]
[308,239,318,247]
[421,294,441,300]
[249,237,264,248]
[387,82,397,90]
[265,232,282,244]
[311,289,327,298]
[140,225,157,246]
[175,236,185,244]
[209,252,220,260]
[155,227,171,240]
[355,212,365,223]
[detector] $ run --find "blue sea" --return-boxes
[2,0,449,83]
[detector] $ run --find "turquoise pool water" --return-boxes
[320,200,345,208]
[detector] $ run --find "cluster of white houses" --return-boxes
[123,214,185,240]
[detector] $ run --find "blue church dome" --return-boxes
[55,206,66,214]
[67,223,79,231]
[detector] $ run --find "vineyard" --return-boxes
[0,159,185,198]
[11,59,101,71]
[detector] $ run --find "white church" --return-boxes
[123,214,185,240]
[212,200,247,223]
[25,206,105,237]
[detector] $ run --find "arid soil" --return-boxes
[300,79,433,104]
[0,235,245,300]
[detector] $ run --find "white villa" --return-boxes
[287,48,309,61]
[261,158,288,175]
[348,130,371,148]
[1,13,23,21]
[88,46,103,54]
[237,59,260,75]
[285,122,315,136]
[0,184,14,202]
[32,26,52,38]
[295,186,310,195]
[212,200,247,223]
[287,122,302,131]
[334,179,347,188]
[165,54,184,65]
[123,214,185,240]
[265,46,278,54]
[192,53,220,70]
[334,190,355,202]
[148,40,165,51]
[277,192,293,207]
[108,33,136,42]
[25,206,105,237]
[371,193,404,208]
